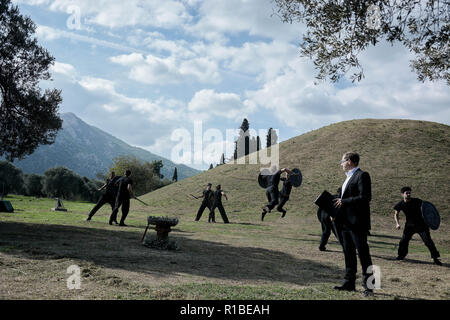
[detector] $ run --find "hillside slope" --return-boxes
[11,113,200,180]
[140,119,450,220]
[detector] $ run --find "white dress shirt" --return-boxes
[341,166,359,197]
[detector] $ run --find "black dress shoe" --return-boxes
[363,289,374,297]
[109,220,118,225]
[319,246,326,252]
[333,283,356,291]
[433,258,442,266]
[281,210,287,218]
[119,222,128,227]
[396,256,404,260]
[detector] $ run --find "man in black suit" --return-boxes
[332,152,374,297]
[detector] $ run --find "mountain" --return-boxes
[139,118,450,219]
[11,112,200,180]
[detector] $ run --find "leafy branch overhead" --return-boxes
[273,0,449,84]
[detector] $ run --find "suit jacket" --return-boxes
[335,168,372,232]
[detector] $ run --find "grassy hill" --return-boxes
[141,118,450,220]
[1,118,448,300]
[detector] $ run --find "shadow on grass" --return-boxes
[369,233,402,240]
[0,221,342,286]
[228,222,263,227]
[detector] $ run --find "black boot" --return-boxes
[261,209,267,221]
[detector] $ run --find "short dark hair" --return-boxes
[401,186,411,193]
[125,169,131,176]
[216,184,221,190]
[343,152,360,166]
[207,183,212,186]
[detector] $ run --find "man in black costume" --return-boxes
[394,186,441,265]
[261,166,293,221]
[276,176,292,218]
[109,169,134,226]
[194,183,214,221]
[318,189,341,251]
[209,184,229,223]
[86,171,121,221]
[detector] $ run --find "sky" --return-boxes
[13,0,450,170]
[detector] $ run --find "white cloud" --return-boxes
[36,25,144,53]
[245,41,450,130]
[186,0,300,42]
[78,77,116,94]
[77,76,187,123]
[110,53,220,85]
[50,61,76,78]
[24,0,192,29]
[102,104,120,113]
[188,89,256,121]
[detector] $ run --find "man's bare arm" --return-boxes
[394,210,401,229]
[128,184,135,199]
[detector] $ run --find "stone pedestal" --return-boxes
[155,225,172,241]
[142,216,179,251]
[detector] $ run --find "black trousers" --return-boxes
[276,196,289,212]
[265,187,279,211]
[398,225,440,259]
[319,217,339,248]
[209,202,229,223]
[195,201,211,221]
[110,197,130,224]
[88,194,114,218]
[339,225,373,288]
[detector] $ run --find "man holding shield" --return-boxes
[276,176,292,218]
[261,166,293,221]
[393,186,441,265]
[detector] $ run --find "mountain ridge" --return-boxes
[11,112,200,180]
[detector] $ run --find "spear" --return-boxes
[134,196,149,206]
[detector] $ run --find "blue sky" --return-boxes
[14,0,450,170]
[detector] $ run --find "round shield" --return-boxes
[288,168,303,187]
[421,201,440,230]
[258,173,269,189]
